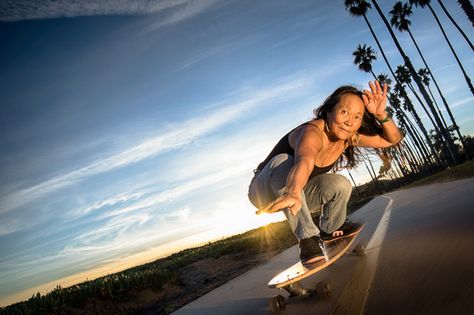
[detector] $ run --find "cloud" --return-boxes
[145,0,218,31]
[174,32,265,72]
[0,0,212,22]
[70,192,145,218]
[0,76,310,215]
[95,163,251,221]
[451,97,473,109]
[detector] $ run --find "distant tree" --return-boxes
[390,1,460,163]
[429,125,462,164]
[457,0,474,27]
[410,0,474,95]
[460,134,474,158]
[436,0,474,50]
[353,44,377,77]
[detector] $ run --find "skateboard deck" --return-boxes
[268,224,365,289]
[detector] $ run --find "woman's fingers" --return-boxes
[368,80,385,96]
[361,94,369,104]
[368,81,374,92]
[375,80,382,94]
[256,195,301,215]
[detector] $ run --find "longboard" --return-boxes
[267,224,365,312]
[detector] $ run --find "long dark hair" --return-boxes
[313,86,384,169]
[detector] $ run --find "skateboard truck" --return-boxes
[269,281,332,312]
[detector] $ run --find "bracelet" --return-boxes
[377,113,391,124]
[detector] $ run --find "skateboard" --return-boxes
[267,225,365,312]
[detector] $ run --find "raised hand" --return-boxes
[362,80,388,119]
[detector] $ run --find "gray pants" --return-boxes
[248,154,352,240]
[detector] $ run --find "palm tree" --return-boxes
[410,0,474,96]
[345,0,444,168]
[389,2,461,163]
[345,1,401,88]
[345,1,425,147]
[437,0,474,51]
[353,44,377,77]
[370,0,459,164]
[457,0,474,27]
[376,73,392,87]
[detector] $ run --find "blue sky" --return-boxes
[0,0,473,306]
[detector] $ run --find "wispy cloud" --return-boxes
[0,0,211,22]
[451,97,473,109]
[0,76,311,215]
[145,0,218,31]
[97,163,251,220]
[70,192,145,218]
[174,32,265,72]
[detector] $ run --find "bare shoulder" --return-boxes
[289,120,324,151]
[290,119,323,139]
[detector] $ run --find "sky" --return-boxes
[0,0,473,306]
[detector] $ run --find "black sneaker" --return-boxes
[320,220,363,242]
[299,236,325,264]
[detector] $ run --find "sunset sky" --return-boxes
[0,0,473,306]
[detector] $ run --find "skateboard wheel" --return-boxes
[315,281,331,298]
[353,244,365,256]
[269,295,285,312]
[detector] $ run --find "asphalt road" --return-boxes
[172,178,474,315]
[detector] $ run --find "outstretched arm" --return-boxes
[356,81,402,148]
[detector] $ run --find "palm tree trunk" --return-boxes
[406,114,438,167]
[399,87,440,160]
[426,85,449,130]
[362,13,401,89]
[406,82,440,134]
[368,157,383,192]
[363,158,379,194]
[438,0,474,51]
[396,101,435,166]
[405,142,422,173]
[371,0,460,164]
[347,170,363,198]
[427,2,474,96]
[457,0,474,27]
[405,28,469,158]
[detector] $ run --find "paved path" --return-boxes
[173,178,474,315]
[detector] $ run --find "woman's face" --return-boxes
[327,93,365,141]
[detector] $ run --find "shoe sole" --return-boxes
[322,224,364,243]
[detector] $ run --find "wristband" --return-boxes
[377,113,391,124]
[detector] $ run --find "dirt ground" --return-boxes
[71,249,283,315]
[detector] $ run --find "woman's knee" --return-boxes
[268,153,294,171]
[330,174,352,194]
[268,154,294,190]
[310,173,352,197]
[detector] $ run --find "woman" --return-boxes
[248,80,402,263]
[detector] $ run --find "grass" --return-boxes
[401,160,474,189]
